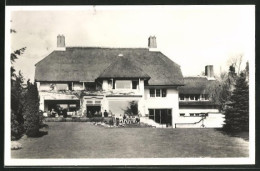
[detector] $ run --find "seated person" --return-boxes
[50,109,57,117]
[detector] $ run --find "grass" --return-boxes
[11,122,249,158]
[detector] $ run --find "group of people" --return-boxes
[50,108,68,118]
[115,114,140,125]
[87,110,109,117]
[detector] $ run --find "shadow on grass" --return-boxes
[215,128,249,141]
[28,124,49,138]
[29,130,48,138]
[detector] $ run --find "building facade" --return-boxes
[35,35,184,127]
[177,66,225,128]
[35,35,224,128]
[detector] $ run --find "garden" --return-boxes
[11,122,249,158]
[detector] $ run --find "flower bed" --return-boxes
[43,117,112,122]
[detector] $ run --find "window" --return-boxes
[179,94,184,100]
[85,82,96,91]
[116,80,131,89]
[162,89,167,97]
[190,113,195,116]
[150,89,167,97]
[156,89,160,97]
[201,94,209,101]
[150,89,155,97]
[68,83,72,90]
[195,94,200,101]
[180,113,185,116]
[195,113,200,116]
[190,95,195,101]
[132,81,138,89]
[149,109,172,125]
[56,83,68,90]
[149,109,154,120]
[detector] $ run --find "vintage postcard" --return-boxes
[5,5,255,166]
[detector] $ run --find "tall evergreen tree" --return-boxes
[223,72,249,132]
[10,27,27,140]
[23,81,40,137]
[11,71,25,140]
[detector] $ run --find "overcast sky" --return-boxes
[8,5,254,81]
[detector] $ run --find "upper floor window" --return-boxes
[179,94,184,100]
[115,80,132,89]
[150,89,155,97]
[132,80,139,89]
[150,89,167,97]
[179,94,208,101]
[56,83,68,90]
[114,80,140,90]
[201,94,209,101]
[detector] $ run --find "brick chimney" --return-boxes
[148,36,158,51]
[56,34,66,51]
[205,65,215,80]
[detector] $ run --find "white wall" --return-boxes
[144,88,179,126]
[175,113,225,128]
[179,108,219,117]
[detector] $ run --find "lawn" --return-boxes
[11,122,249,158]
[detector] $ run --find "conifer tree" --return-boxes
[23,81,40,137]
[11,71,25,140]
[223,72,249,132]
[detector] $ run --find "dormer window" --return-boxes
[114,80,139,90]
[115,80,132,89]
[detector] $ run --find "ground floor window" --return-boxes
[44,100,80,117]
[148,109,172,126]
[86,105,101,117]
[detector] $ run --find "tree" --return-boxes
[205,72,232,112]
[23,81,41,137]
[124,101,139,116]
[223,72,249,132]
[227,54,243,75]
[10,27,26,140]
[11,71,25,140]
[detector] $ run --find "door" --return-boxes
[87,105,101,115]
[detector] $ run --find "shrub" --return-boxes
[23,81,41,137]
[124,101,139,116]
[11,110,24,140]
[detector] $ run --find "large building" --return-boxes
[35,35,224,128]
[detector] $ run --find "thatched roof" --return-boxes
[99,56,150,79]
[179,77,213,94]
[35,47,184,85]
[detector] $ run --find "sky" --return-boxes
[8,5,255,81]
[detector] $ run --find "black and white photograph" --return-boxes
[5,5,255,166]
